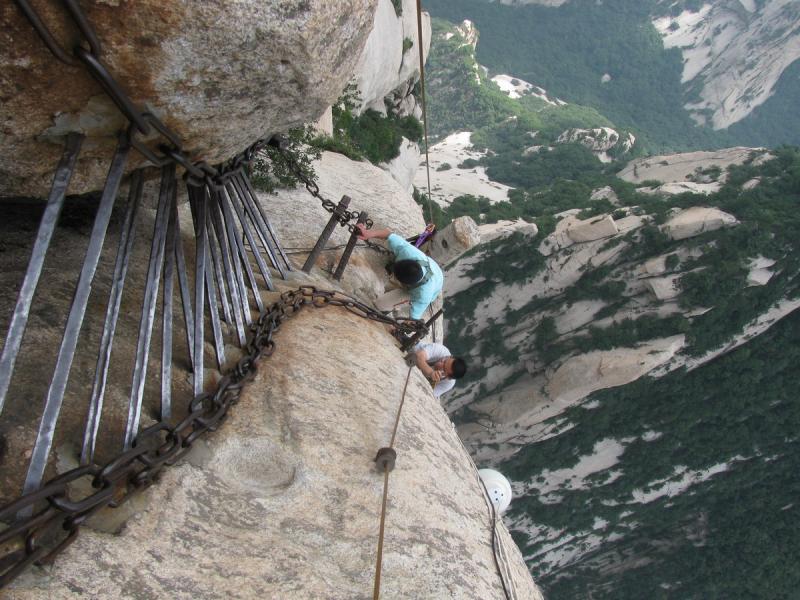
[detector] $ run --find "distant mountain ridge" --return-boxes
[425,0,800,151]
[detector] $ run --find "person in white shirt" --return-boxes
[413,342,467,399]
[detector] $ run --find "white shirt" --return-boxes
[414,342,456,399]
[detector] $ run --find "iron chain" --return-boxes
[13,0,269,190]
[0,287,428,587]
[268,140,393,256]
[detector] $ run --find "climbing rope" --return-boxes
[372,365,413,600]
[0,287,429,588]
[454,435,515,600]
[415,0,436,227]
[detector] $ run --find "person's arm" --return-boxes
[356,223,391,240]
[414,347,443,383]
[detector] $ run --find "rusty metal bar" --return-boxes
[0,132,83,416]
[80,169,142,464]
[206,208,233,326]
[219,186,263,317]
[190,184,208,398]
[173,202,195,367]
[334,210,368,281]
[218,187,252,325]
[224,179,274,292]
[205,252,226,371]
[23,133,130,497]
[302,195,350,273]
[160,177,178,421]
[232,173,284,278]
[124,164,174,449]
[239,171,292,273]
[209,190,247,345]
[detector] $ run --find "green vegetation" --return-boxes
[425,18,628,146]
[425,0,800,151]
[504,308,800,599]
[312,85,423,165]
[251,125,321,193]
[402,37,413,54]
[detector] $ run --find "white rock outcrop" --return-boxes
[413,131,514,205]
[380,137,421,193]
[427,216,481,267]
[353,0,431,114]
[567,214,618,243]
[660,206,738,241]
[556,127,634,162]
[618,147,771,190]
[478,219,539,244]
[645,274,683,301]
[747,256,776,287]
[653,0,800,129]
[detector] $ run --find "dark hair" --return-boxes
[451,357,467,379]
[393,259,424,285]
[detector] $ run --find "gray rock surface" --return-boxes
[7,306,541,599]
[353,0,431,114]
[1,0,378,197]
[428,216,481,267]
[2,151,541,598]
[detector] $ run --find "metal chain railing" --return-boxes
[0,286,429,588]
[267,138,393,257]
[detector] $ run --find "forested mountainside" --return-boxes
[425,0,800,152]
[507,307,800,599]
[417,7,800,598]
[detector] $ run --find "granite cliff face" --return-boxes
[467,0,800,132]
[1,0,377,197]
[3,153,541,598]
[653,0,800,129]
[438,145,800,593]
[0,1,541,596]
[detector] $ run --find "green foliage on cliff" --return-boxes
[424,0,800,151]
[425,17,630,147]
[505,308,800,599]
[312,85,423,165]
[251,125,321,193]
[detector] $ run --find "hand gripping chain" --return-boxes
[266,138,393,257]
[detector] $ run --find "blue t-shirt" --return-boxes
[387,233,443,320]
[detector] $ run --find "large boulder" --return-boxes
[427,216,481,267]
[1,0,378,197]
[660,206,738,241]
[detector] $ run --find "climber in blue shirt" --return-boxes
[356,223,443,320]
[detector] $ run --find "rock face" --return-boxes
[617,147,772,191]
[412,131,514,205]
[427,216,481,267]
[1,149,540,598]
[1,0,378,197]
[353,0,431,114]
[653,0,800,129]
[545,336,686,405]
[7,306,541,599]
[441,148,799,462]
[556,127,635,162]
[660,206,738,241]
[379,137,420,193]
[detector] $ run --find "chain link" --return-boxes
[266,140,393,256]
[0,287,427,588]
